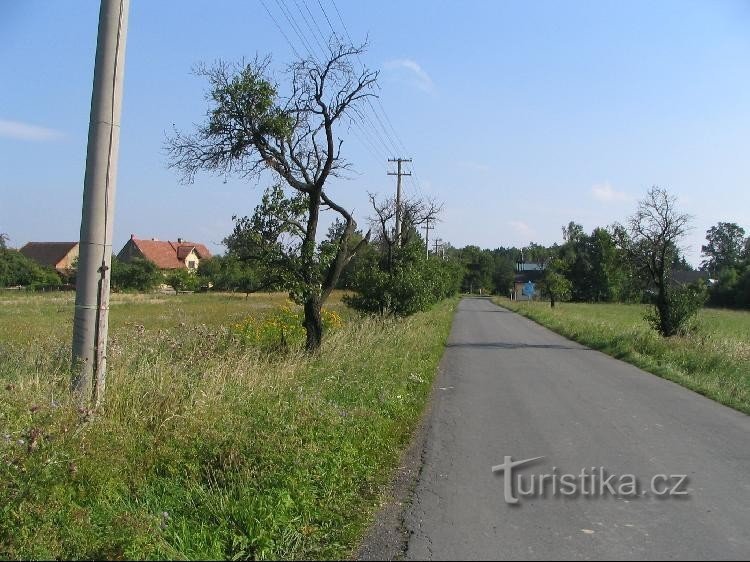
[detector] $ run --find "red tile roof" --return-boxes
[129,237,211,269]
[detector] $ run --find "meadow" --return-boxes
[0,291,457,560]
[496,298,750,414]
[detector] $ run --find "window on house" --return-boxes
[188,260,197,269]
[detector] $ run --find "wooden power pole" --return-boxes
[421,217,432,259]
[387,158,412,246]
[72,0,130,407]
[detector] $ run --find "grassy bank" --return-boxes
[495,298,750,415]
[0,293,457,559]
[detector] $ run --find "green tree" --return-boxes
[0,248,61,288]
[110,257,162,292]
[167,43,376,351]
[458,245,494,293]
[165,268,199,293]
[491,256,515,295]
[701,222,746,275]
[345,239,461,316]
[345,195,459,315]
[542,258,572,307]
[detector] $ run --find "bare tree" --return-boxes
[167,42,376,350]
[626,186,693,335]
[367,192,442,273]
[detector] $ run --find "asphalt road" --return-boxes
[403,297,750,561]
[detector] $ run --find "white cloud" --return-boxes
[591,182,629,203]
[509,220,534,239]
[383,59,435,93]
[0,119,64,141]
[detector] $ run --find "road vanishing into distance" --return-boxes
[402,297,750,560]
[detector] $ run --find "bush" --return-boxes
[111,257,162,292]
[0,249,61,288]
[197,256,265,294]
[647,282,707,336]
[345,242,462,316]
[708,266,750,309]
[165,268,199,293]
[232,303,343,351]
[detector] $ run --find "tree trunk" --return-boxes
[303,297,323,351]
[656,287,672,336]
[550,295,556,308]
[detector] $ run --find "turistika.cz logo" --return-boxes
[491,456,690,505]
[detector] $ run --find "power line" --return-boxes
[376,96,408,154]
[324,0,429,192]
[262,0,423,191]
[319,0,405,157]
[259,0,302,59]
[271,0,391,163]
[273,0,320,64]
[315,0,341,42]
[291,0,329,59]
[298,0,332,55]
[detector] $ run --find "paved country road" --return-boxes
[401,297,750,560]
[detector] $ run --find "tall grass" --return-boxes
[0,295,456,559]
[496,299,750,414]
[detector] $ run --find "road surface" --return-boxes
[403,297,750,560]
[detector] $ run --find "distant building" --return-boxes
[513,261,545,300]
[19,242,79,273]
[671,270,711,286]
[117,235,211,271]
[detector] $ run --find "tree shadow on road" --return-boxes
[446,341,589,350]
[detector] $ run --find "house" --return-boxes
[512,261,545,300]
[117,235,211,271]
[671,270,711,286]
[19,241,79,273]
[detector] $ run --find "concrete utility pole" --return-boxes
[387,157,412,246]
[421,217,432,259]
[72,0,130,407]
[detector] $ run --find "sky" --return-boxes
[1,0,749,266]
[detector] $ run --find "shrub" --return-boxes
[110,257,162,292]
[344,242,462,316]
[647,282,707,336]
[0,249,61,288]
[232,303,343,350]
[165,268,199,293]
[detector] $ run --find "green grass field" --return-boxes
[495,298,750,414]
[0,291,457,560]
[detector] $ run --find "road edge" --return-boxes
[352,305,458,561]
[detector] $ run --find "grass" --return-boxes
[495,298,750,415]
[0,291,457,559]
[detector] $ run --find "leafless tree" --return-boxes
[367,192,442,272]
[627,186,693,335]
[167,41,376,350]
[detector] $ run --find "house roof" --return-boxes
[19,242,78,268]
[514,270,545,284]
[517,262,545,272]
[671,270,709,285]
[129,237,211,269]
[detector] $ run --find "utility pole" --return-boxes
[433,238,443,259]
[421,217,432,259]
[72,0,130,407]
[387,158,412,247]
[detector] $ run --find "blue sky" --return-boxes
[1,0,749,265]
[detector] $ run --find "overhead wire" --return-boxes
[262,0,427,194]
